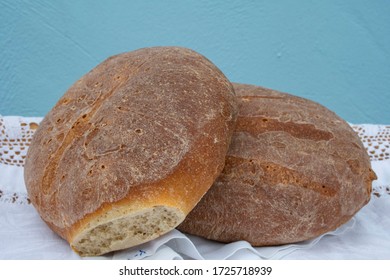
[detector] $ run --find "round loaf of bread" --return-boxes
[24,47,237,256]
[178,83,376,246]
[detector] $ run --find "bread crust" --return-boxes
[24,47,237,255]
[178,83,376,246]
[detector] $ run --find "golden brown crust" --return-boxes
[24,47,237,249]
[178,83,376,246]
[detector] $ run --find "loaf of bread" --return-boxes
[178,83,377,246]
[24,47,237,256]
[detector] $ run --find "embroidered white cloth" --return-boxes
[0,115,389,260]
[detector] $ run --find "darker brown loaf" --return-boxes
[24,47,237,256]
[178,83,377,246]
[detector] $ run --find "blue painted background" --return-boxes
[1,0,389,123]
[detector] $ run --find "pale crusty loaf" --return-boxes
[24,47,237,256]
[178,83,377,246]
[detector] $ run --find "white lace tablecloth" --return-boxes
[1,115,389,260]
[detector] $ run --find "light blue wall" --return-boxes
[1,0,389,123]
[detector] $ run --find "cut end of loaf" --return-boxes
[70,206,185,257]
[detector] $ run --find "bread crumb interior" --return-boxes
[71,206,184,256]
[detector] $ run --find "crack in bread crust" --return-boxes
[236,117,334,142]
[40,56,156,196]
